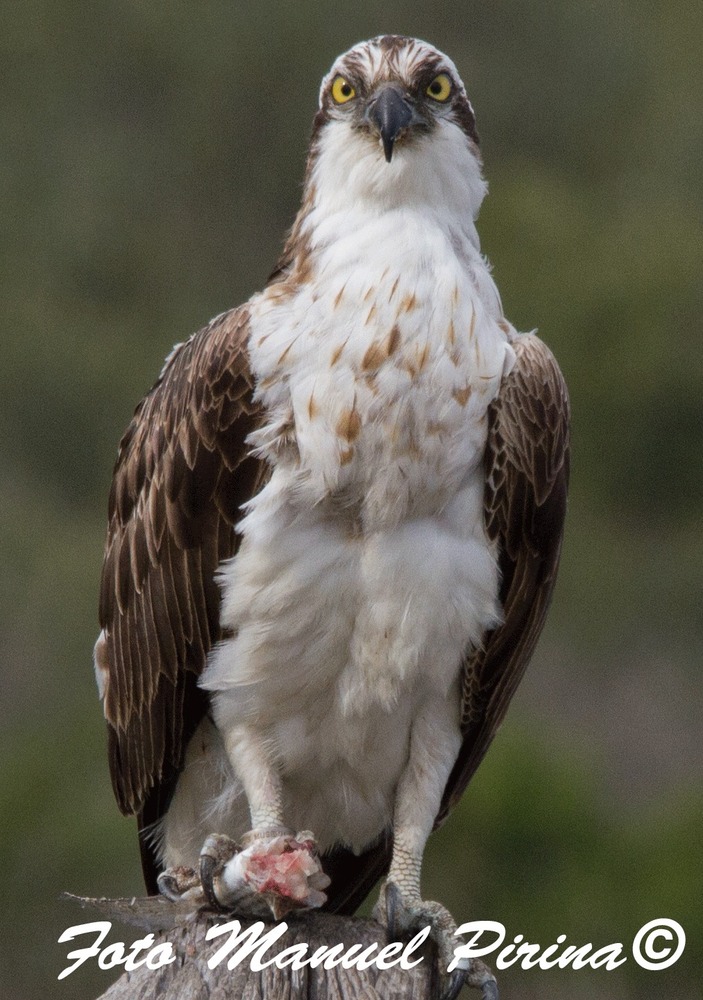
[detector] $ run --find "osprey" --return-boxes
[95,35,569,997]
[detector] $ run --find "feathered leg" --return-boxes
[373,691,498,999]
[159,724,329,916]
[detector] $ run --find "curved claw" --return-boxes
[467,959,499,1000]
[384,881,403,940]
[439,968,467,1000]
[481,979,499,1000]
[199,850,229,912]
[156,867,200,903]
[441,962,499,1000]
[199,835,239,912]
[374,879,499,1000]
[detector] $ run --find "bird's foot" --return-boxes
[192,828,328,919]
[156,829,330,919]
[373,880,498,1000]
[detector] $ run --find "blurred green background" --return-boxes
[1,1,701,998]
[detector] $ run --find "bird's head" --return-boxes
[319,35,479,163]
[305,36,486,221]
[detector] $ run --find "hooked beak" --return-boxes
[365,85,414,162]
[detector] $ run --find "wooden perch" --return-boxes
[64,895,437,999]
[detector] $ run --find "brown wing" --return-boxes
[436,332,570,826]
[96,306,266,889]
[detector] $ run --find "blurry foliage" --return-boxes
[1,2,701,999]
[427,728,702,998]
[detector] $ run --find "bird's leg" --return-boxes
[197,724,329,917]
[373,694,498,1000]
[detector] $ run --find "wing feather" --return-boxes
[437,333,570,826]
[98,307,268,870]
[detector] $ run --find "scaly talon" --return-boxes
[374,879,498,999]
[481,979,499,1000]
[157,829,330,918]
[380,880,404,940]
[467,959,499,1000]
[440,968,469,1000]
[199,833,239,911]
[156,865,202,903]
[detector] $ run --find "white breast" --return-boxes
[249,209,511,525]
[199,209,514,854]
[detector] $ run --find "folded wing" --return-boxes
[96,307,266,889]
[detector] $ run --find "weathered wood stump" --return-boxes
[64,896,437,999]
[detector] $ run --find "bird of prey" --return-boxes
[95,34,569,998]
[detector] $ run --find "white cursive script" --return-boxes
[205,919,430,971]
[57,921,176,979]
[56,920,429,979]
[449,919,686,973]
[57,916,686,979]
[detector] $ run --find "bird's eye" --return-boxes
[332,76,357,104]
[426,73,452,102]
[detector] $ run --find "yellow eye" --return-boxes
[331,76,356,104]
[426,73,452,102]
